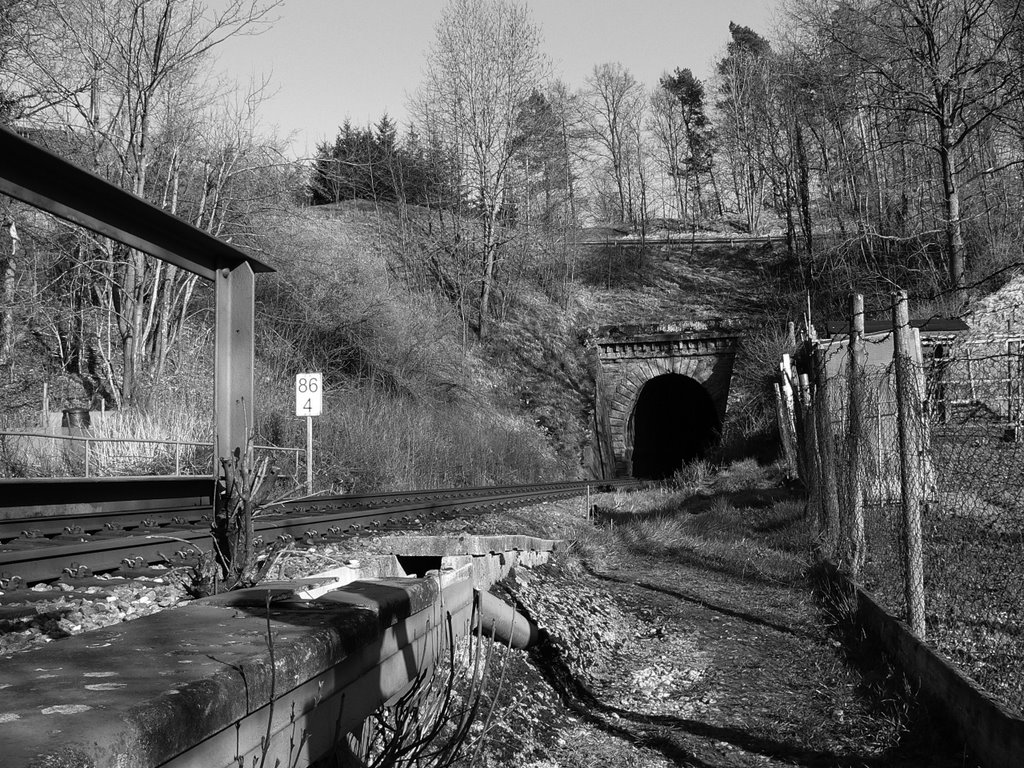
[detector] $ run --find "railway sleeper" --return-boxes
[1,536,65,551]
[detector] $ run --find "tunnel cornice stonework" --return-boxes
[592,325,742,478]
[598,336,739,359]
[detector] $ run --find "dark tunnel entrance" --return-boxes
[629,373,721,480]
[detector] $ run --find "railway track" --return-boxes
[0,478,638,584]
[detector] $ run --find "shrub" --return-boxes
[717,323,793,462]
[255,380,563,492]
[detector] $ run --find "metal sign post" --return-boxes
[295,373,322,495]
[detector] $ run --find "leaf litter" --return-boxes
[435,477,978,768]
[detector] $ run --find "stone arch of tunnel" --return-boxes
[590,324,741,479]
[627,373,721,480]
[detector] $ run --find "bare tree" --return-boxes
[812,0,1024,294]
[8,0,282,405]
[582,62,647,227]
[649,86,688,221]
[414,0,547,338]
[0,220,16,368]
[715,23,776,234]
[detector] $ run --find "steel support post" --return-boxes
[215,262,255,469]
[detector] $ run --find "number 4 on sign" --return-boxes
[295,373,323,417]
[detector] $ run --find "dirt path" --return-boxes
[442,475,976,767]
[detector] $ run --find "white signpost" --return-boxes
[296,373,322,494]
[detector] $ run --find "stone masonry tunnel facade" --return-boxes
[592,324,741,479]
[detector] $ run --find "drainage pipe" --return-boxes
[474,589,538,649]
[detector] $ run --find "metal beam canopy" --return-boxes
[215,263,255,466]
[0,126,273,476]
[0,126,273,280]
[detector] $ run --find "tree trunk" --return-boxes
[784,172,796,259]
[478,212,497,338]
[708,166,725,217]
[0,234,15,366]
[609,129,627,224]
[937,122,965,294]
[795,121,813,259]
[121,248,149,406]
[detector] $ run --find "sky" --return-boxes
[210,0,781,159]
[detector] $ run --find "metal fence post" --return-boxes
[1011,339,1019,428]
[84,438,91,478]
[1006,320,1017,430]
[892,291,927,638]
[847,293,866,578]
[174,441,181,476]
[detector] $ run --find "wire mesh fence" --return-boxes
[921,335,1024,711]
[781,293,1024,714]
[0,431,304,480]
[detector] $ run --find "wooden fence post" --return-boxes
[847,293,866,578]
[778,353,801,480]
[813,346,841,558]
[799,371,819,518]
[892,290,927,638]
[775,382,799,480]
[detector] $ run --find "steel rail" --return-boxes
[0,475,213,513]
[0,479,638,583]
[0,506,213,541]
[0,479,627,540]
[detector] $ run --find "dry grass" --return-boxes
[578,241,790,327]
[245,205,581,493]
[574,460,810,585]
[83,408,213,475]
[434,464,969,767]
[0,402,213,477]
[256,382,564,493]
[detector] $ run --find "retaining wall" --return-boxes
[822,564,1024,768]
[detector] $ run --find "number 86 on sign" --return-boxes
[295,373,322,417]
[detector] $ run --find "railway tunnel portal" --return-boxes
[592,322,743,479]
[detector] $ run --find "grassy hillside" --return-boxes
[236,201,617,488]
[578,239,794,326]
[0,199,802,486]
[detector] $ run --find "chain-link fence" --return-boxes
[921,333,1024,711]
[0,431,304,480]
[780,293,1024,714]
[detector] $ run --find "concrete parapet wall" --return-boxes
[441,547,553,587]
[0,535,560,767]
[378,533,561,557]
[301,535,559,591]
[823,564,1024,768]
